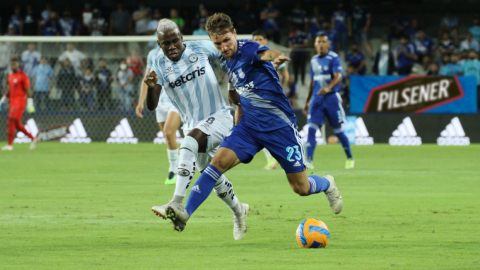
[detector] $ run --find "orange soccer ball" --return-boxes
[296,219,330,248]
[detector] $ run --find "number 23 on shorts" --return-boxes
[286,145,302,162]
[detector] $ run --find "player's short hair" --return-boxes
[205,13,234,36]
[316,34,330,41]
[157,18,180,35]
[252,29,267,39]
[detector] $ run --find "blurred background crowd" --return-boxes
[1,0,480,112]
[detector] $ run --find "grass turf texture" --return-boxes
[1,143,479,269]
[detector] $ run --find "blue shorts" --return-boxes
[220,121,306,173]
[307,92,346,127]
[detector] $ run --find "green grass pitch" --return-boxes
[1,143,479,269]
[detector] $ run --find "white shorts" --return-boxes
[183,109,233,171]
[155,103,180,123]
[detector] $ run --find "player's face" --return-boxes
[315,36,330,56]
[210,29,237,60]
[253,35,268,46]
[158,28,185,62]
[10,61,19,72]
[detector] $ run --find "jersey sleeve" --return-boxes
[146,50,155,69]
[241,41,270,65]
[151,61,164,86]
[197,40,221,59]
[332,56,343,73]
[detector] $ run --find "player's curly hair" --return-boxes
[205,13,234,36]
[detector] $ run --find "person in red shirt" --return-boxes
[1,59,37,151]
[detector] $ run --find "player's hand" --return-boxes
[144,71,158,88]
[229,89,240,105]
[273,55,290,68]
[27,98,35,113]
[136,103,144,118]
[303,104,309,117]
[318,86,331,95]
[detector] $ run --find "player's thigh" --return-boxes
[262,124,306,174]
[9,103,25,121]
[324,93,346,127]
[307,99,326,127]
[195,110,234,153]
[219,121,263,167]
[163,109,181,137]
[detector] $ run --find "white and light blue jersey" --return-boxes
[220,40,296,132]
[147,47,172,107]
[151,40,226,130]
[310,51,343,96]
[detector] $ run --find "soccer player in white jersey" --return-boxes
[136,45,182,185]
[252,29,290,171]
[144,19,249,240]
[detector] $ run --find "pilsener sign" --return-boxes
[349,76,477,114]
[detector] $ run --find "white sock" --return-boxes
[263,148,272,161]
[167,148,179,173]
[173,148,196,201]
[214,175,241,216]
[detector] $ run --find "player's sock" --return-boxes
[173,136,198,204]
[306,124,319,162]
[263,148,272,161]
[15,120,34,140]
[7,119,16,146]
[214,175,241,216]
[167,148,179,172]
[308,175,330,194]
[184,164,220,216]
[334,128,352,158]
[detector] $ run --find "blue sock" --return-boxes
[184,164,221,216]
[306,126,318,162]
[308,175,330,194]
[335,131,352,159]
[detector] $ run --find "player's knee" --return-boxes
[290,181,310,196]
[179,136,199,154]
[163,128,176,141]
[210,156,231,173]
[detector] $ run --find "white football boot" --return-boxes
[323,175,343,214]
[29,138,37,150]
[165,204,190,232]
[152,201,183,220]
[1,145,13,151]
[233,203,249,240]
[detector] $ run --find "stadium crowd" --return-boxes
[1,1,480,111]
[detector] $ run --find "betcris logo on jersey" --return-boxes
[168,67,206,88]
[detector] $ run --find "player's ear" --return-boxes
[233,28,237,38]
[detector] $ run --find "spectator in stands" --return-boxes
[89,9,108,36]
[351,0,372,57]
[285,78,298,109]
[127,48,143,89]
[59,9,80,36]
[21,43,41,78]
[395,35,417,75]
[440,54,462,76]
[405,18,421,40]
[170,8,185,31]
[41,11,61,36]
[109,2,132,35]
[460,32,479,52]
[233,2,257,35]
[58,43,86,74]
[80,67,95,111]
[307,6,325,41]
[57,58,78,111]
[0,42,13,89]
[438,31,455,58]
[41,2,53,23]
[32,56,54,111]
[439,11,459,45]
[80,2,93,35]
[288,26,308,85]
[133,1,150,35]
[147,9,161,35]
[427,63,440,76]
[116,60,134,111]
[469,17,480,42]
[9,6,23,36]
[260,0,281,43]
[389,9,408,45]
[461,50,480,108]
[372,41,396,75]
[412,55,432,75]
[288,2,308,33]
[413,29,434,63]
[346,43,366,75]
[24,5,37,36]
[193,18,208,35]
[331,2,351,57]
[95,59,113,111]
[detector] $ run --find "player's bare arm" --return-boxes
[144,71,161,111]
[318,72,342,95]
[258,50,290,67]
[136,67,151,118]
[303,79,314,116]
[278,66,290,89]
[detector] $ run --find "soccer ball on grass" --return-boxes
[296,219,330,248]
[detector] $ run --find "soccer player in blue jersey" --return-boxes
[303,34,354,170]
[143,19,249,240]
[163,13,343,234]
